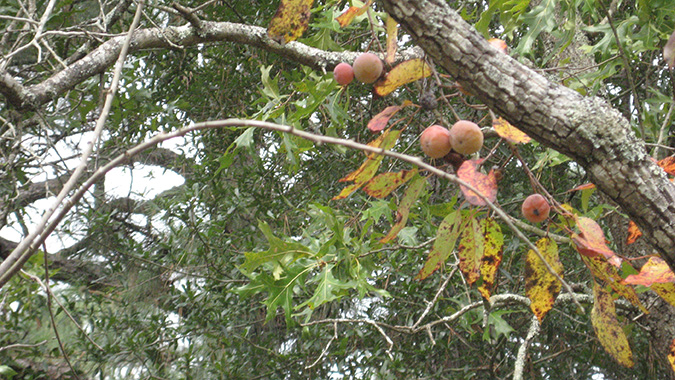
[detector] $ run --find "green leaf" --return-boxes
[299,264,354,310]
[239,221,314,274]
[416,210,462,280]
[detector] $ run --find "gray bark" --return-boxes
[382,0,675,271]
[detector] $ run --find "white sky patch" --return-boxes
[105,165,185,200]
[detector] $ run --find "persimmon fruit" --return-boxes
[449,120,483,155]
[353,53,383,84]
[420,125,452,159]
[521,194,550,223]
[333,63,354,86]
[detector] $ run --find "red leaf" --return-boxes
[367,101,413,132]
[457,159,498,206]
[572,216,622,267]
[623,257,675,286]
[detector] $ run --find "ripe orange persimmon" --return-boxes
[333,63,354,86]
[420,125,452,159]
[353,53,383,84]
[521,194,550,223]
[449,120,483,155]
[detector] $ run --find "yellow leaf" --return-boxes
[477,218,504,300]
[385,16,398,64]
[374,59,432,97]
[335,0,372,27]
[581,255,648,314]
[591,281,634,368]
[267,0,314,44]
[668,339,675,373]
[492,117,531,144]
[362,169,417,199]
[525,238,563,321]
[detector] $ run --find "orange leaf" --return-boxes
[492,117,531,144]
[657,155,675,176]
[567,182,596,192]
[477,218,504,300]
[333,130,401,200]
[335,0,372,27]
[625,220,642,245]
[669,339,675,374]
[362,169,417,199]
[457,215,483,285]
[385,15,398,64]
[267,0,314,44]
[525,238,563,322]
[572,216,622,267]
[379,174,426,243]
[457,159,498,206]
[591,281,634,368]
[367,100,413,132]
[374,59,432,97]
[623,257,675,286]
[416,210,462,280]
[488,38,509,54]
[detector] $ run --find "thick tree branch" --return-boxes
[1,21,422,110]
[382,0,675,271]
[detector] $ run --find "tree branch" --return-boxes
[382,0,675,272]
[1,21,422,110]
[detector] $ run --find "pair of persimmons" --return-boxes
[421,123,550,224]
[333,54,550,223]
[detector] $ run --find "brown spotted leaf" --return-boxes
[581,255,647,313]
[457,215,483,285]
[652,282,675,308]
[267,0,314,44]
[385,15,398,64]
[362,169,417,199]
[571,216,622,267]
[416,210,462,280]
[669,339,675,373]
[379,174,426,243]
[367,100,413,132]
[492,117,531,144]
[333,129,401,200]
[457,159,498,206]
[591,281,634,368]
[477,218,504,300]
[374,58,432,97]
[622,256,675,286]
[335,0,372,27]
[625,220,642,245]
[525,237,563,321]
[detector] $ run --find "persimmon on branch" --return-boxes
[382,0,675,272]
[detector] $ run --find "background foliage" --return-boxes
[1,0,675,379]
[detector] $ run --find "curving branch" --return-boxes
[0,21,422,110]
[382,0,675,271]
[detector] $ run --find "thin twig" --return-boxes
[412,268,456,329]
[0,0,146,288]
